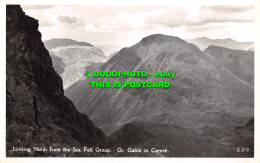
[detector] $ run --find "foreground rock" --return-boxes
[6,5,106,157]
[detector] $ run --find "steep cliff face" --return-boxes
[6,5,106,156]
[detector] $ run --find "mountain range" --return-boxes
[65,34,254,157]
[186,37,254,51]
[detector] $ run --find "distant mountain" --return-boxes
[65,34,253,156]
[44,38,93,49]
[6,5,106,157]
[247,46,254,51]
[96,44,123,56]
[205,45,254,85]
[186,37,253,51]
[44,39,108,89]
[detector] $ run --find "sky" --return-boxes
[21,5,254,47]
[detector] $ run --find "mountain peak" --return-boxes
[224,38,234,41]
[140,34,187,46]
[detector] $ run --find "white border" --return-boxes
[0,0,259,163]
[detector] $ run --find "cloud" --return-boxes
[88,6,253,32]
[21,5,55,10]
[115,9,164,29]
[209,6,253,14]
[145,6,253,29]
[39,19,54,27]
[84,24,114,33]
[36,11,55,27]
[22,5,254,45]
[58,16,77,24]
[57,15,84,27]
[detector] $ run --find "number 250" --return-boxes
[237,147,249,152]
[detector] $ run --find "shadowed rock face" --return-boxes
[6,5,106,157]
[66,34,253,157]
[51,55,65,74]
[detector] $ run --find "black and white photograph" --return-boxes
[1,0,259,162]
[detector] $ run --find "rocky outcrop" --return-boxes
[6,5,106,157]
